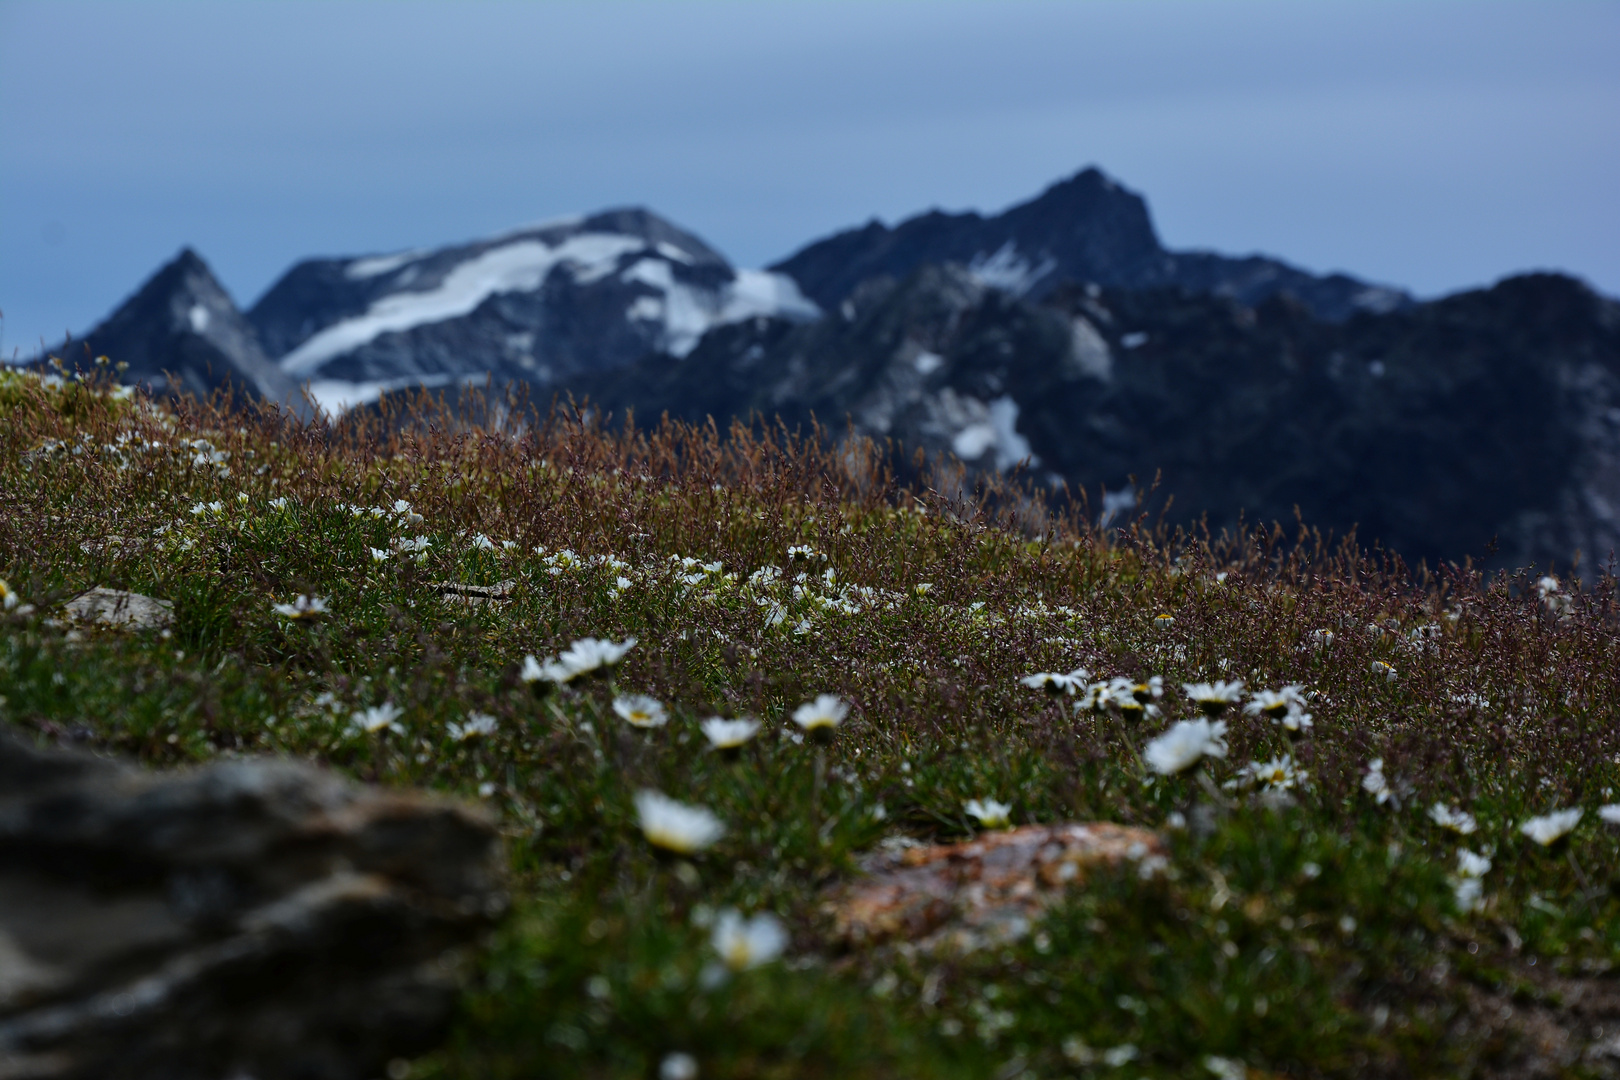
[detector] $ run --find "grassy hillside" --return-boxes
[3,366,1619,1078]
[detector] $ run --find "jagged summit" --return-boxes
[772,166,1409,321]
[42,248,301,408]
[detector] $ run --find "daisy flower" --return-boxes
[792,694,849,732]
[1143,717,1229,775]
[965,797,1013,829]
[1182,680,1245,716]
[1428,803,1478,836]
[1520,808,1582,847]
[614,694,668,729]
[0,579,18,611]
[1020,668,1089,695]
[272,594,329,620]
[1240,754,1305,791]
[529,636,638,683]
[350,702,405,736]
[1371,660,1398,682]
[1243,685,1307,719]
[447,712,498,742]
[1362,759,1395,806]
[700,717,761,749]
[1598,805,1620,825]
[634,790,725,854]
[711,909,788,971]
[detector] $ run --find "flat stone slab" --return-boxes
[62,588,173,630]
[433,580,516,606]
[825,822,1165,953]
[0,729,506,1080]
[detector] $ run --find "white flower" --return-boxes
[1371,660,1398,682]
[613,694,668,728]
[786,544,822,561]
[1598,804,1620,825]
[1453,876,1486,914]
[1362,759,1395,805]
[518,654,562,683]
[792,694,849,732]
[700,716,761,749]
[471,533,496,551]
[711,909,788,971]
[272,594,329,619]
[447,712,498,742]
[1244,685,1307,718]
[351,702,404,735]
[1451,850,1491,914]
[1429,803,1478,835]
[1520,808,1582,846]
[1311,628,1335,648]
[1204,1057,1247,1080]
[1240,754,1305,790]
[634,790,725,854]
[1274,705,1314,736]
[965,797,1013,829]
[0,580,18,611]
[369,547,390,563]
[1020,669,1089,695]
[1144,717,1228,775]
[268,496,289,510]
[1152,613,1175,629]
[1183,680,1245,715]
[659,1053,698,1080]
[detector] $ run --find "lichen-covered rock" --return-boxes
[825,823,1164,953]
[63,587,173,630]
[0,728,506,1080]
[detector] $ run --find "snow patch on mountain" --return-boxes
[282,234,647,376]
[968,242,1057,298]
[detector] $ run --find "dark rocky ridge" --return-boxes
[569,268,1620,574]
[771,167,1410,322]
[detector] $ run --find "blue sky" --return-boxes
[2,0,1617,356]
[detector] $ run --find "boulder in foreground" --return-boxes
[0,729,506,1080]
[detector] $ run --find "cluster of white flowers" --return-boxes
[520,636,638,684]
[1242,684,1313,736]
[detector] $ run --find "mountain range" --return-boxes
[30,167,1620,573]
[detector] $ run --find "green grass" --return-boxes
[3,370,1619,1077]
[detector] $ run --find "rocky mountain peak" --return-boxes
[42,248,301,409]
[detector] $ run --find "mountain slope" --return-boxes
[569,268,1620,572]
[771,167,1409,322]
[41,249,301,408]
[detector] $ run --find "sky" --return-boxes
[2,0,1617,357]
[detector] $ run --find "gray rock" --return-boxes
[62,588,173,631]
[0,729,506,1080]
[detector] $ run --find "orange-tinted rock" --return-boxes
[826,823,1164,952]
